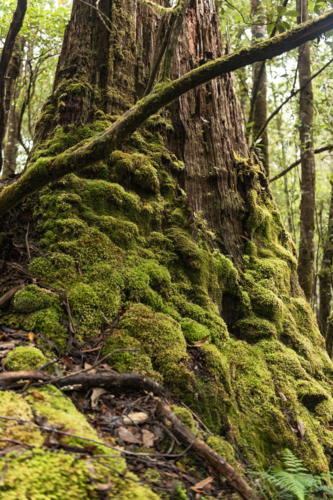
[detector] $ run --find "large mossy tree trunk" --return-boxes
[2,0,333,495]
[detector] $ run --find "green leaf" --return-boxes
[277,6,287,16]
[284,10,300,17]
[277,23,286,33]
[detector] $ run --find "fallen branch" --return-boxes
[0,368,165,395]
[1,9,333,216]
[270,144,333,182]
[156,401,258,500]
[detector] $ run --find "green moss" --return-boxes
[180,319,210,343]
[206,436,237,467]
[25,308,67,351]
[5,347,47,371]
[14,285,59,314]
[236,314,277,340]
[171,406,196,433]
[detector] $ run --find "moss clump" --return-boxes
[5,347,48,371]
[236,315,277,340]
[171,406,196,433]
[206,436,237,467]
[14,285,58,314]
[181,319,210,343]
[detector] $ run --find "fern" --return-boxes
[253,449,333,500]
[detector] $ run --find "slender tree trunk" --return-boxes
[249,0,269,176]
[319,183,333,341]
[296,0,316,301]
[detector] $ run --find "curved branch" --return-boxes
[0,0,27,172]
[270,144,333,182]
[1,9,333,216]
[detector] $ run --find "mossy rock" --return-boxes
[14,285,59,314]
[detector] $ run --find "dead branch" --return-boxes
[156,401,258,500]
[270,144,333,182]
[0,0,27,172]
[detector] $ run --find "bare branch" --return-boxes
[252,56,333,146]
[270,144,333,182]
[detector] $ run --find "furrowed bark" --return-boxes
[156,401,258,500]
[250,0,269,176]
[1,8,333,217]
[296,0,316,301]
[0,0,27,173]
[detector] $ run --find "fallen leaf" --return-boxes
[230,360,237,380]
[191,476,214,491]
[28,332,35,342]
[0,342,15,350]
[91,388,108,409]
[176,462,186,472]
[31,392,45,401]
[192,335,210,347]
[297,418,305,438]
[96,481,112,491]
[141,429,156,448]
[279,392,287,402]
[122,412,148,425]
[118,426,141,444]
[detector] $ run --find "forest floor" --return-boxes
[0,204,242,499]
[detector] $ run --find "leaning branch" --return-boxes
[156,401,258,500]
[0,0,27,172]
[1,8,333,216]
[270,144,333,182]
[252,55,333,146]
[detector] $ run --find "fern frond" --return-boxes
[269,471,315,500]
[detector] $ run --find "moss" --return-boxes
[236,315,277,341]
[24,308,67,351]
[206,436,237,467]
[5,347,48,371]
[0,388,159,500]
[171,406,196,434]
[14,285,59,314]
[181,319,210,343]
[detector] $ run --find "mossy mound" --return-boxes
[3,122,333,481]
[5,347,48,371]
[0,388,158,500]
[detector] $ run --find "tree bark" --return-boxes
[319,182,333,340]
[296,0,316,301]
[250,0,269,176]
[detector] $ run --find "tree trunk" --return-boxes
[319,183,333,340]
[1,0,333,493]
[248,0,269,176]
[296,0,316,301]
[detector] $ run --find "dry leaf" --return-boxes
[230,360,237,380]
[28,332,35,342]
[31,392,45,401]
[191,476,214,491]
[297,418,305,438]
[0,342,15,350]
[279,392,287,402]
[84,362,96,374]
[176,462,186,472]
[118,426,141,444]
[141,429,156,448]
[192,335,209,347]
[123,412,148,425]
[91,388,108,409]
[96,481,112,491]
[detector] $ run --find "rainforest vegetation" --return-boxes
[2,0,333,498]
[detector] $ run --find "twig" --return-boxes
[180,402,213,435]
[40,348,141,386]
[25,222,31,263]
[37,358,57,371]
[0,438,34,448]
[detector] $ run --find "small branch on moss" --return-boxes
[37,358,57,371]
[252,55,333,146]
[270,144,333,182]
[156,401,258,500]
[180,402,213,435]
